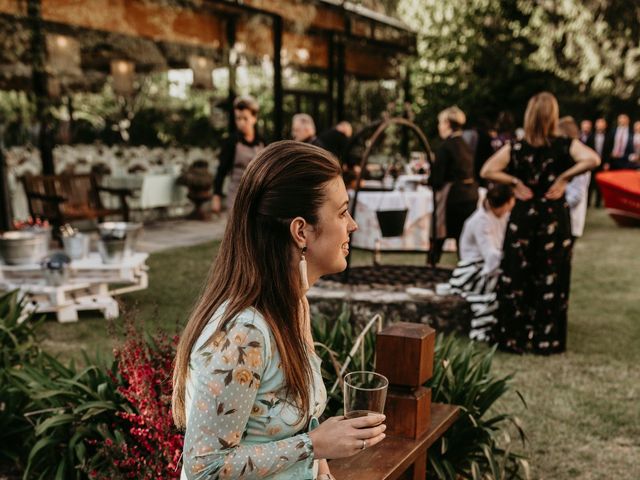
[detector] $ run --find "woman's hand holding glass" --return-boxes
[308,414,387,459]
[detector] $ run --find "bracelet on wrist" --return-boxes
[510,177,520,187]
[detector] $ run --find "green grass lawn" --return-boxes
[38,209,639,479]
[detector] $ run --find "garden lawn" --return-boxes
[38,209,639,479]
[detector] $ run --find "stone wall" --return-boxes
[307,281,471,336]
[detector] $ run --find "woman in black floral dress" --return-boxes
[481,92,600,354]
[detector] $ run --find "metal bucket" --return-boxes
[62,233,90,260]
[97,222,142,264]
[0,231,50,265]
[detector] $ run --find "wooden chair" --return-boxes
[21,173,133,231]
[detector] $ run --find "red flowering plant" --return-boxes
[87,321,184,479]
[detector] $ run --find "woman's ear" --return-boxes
[289,217,307,248]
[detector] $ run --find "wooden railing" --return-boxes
[330,403,459,480]
[330,322,460,479]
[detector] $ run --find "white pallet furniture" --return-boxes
[0,253,149,323]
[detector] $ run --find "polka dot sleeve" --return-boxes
[182,320,314,479]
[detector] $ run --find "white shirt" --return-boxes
[594,132,606,157]
[566,172,591,237]
[633,132,640,153]
[612,127,629,157]
[459,205,508,276]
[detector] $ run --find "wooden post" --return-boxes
[376,322,436,479]
[273,15,283,140]
[336,37,345,123]
[327,33,335,125]
[226,16,236,133]
[28,0,55,175]
[401,63,412,158]
[0,148,12,231]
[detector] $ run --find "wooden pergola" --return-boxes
[0,0,416,175]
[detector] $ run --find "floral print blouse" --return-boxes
[181,304,326,480]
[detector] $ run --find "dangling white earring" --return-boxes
[299,246,309,291]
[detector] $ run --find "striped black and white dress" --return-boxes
[449,205,508,342]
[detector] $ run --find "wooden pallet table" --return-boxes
[0,253,149,323]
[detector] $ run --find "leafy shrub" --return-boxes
[312,309,529,480]
[86,327,182,479]
[427,335,529,480]
[312,305,377,417]
[5,311,183,479]
[0,290,42,467]
[10,352,126,479]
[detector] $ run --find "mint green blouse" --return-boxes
[181,305,327,480]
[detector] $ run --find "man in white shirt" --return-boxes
[630,120,640,164]
[609,114,636,170]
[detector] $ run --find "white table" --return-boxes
[0,253,149,323]
[102,174,188,210]
[350,187,434,251]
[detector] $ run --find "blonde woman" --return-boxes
[173,141,387,479]
[429,106,479,258]
[481,92,600,354]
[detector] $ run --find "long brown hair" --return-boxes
[172,141,342,428]
[523,92,559,147]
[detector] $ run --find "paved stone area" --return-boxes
[136,213,228,253]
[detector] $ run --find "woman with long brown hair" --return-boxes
[173,141,386,479]
[481,92,600,354]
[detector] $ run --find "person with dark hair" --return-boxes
[317,121,353,162]
[481,92,600,354]
[446,183,515,342]
[586,117,611,206]
[173,142,386,480]
[212,96,265,213]
[429,106,479,259]
[490,111,516,152]
[473,117,497,185]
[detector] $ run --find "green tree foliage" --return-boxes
[522,0,640,109]
[398,0,640,132]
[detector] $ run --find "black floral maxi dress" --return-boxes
[494,137,574,354]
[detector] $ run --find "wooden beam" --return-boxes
[41,0,224,47]
[329,403,460,480]
[237,0,344,32]
[0,0,24,15]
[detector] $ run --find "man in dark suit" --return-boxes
[608,114,636,170]
[586,118,612,207]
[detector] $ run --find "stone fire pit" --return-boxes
[308,265,471,336]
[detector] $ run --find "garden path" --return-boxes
[136,213,227,253]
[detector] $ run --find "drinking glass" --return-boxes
[343,371,388,422]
